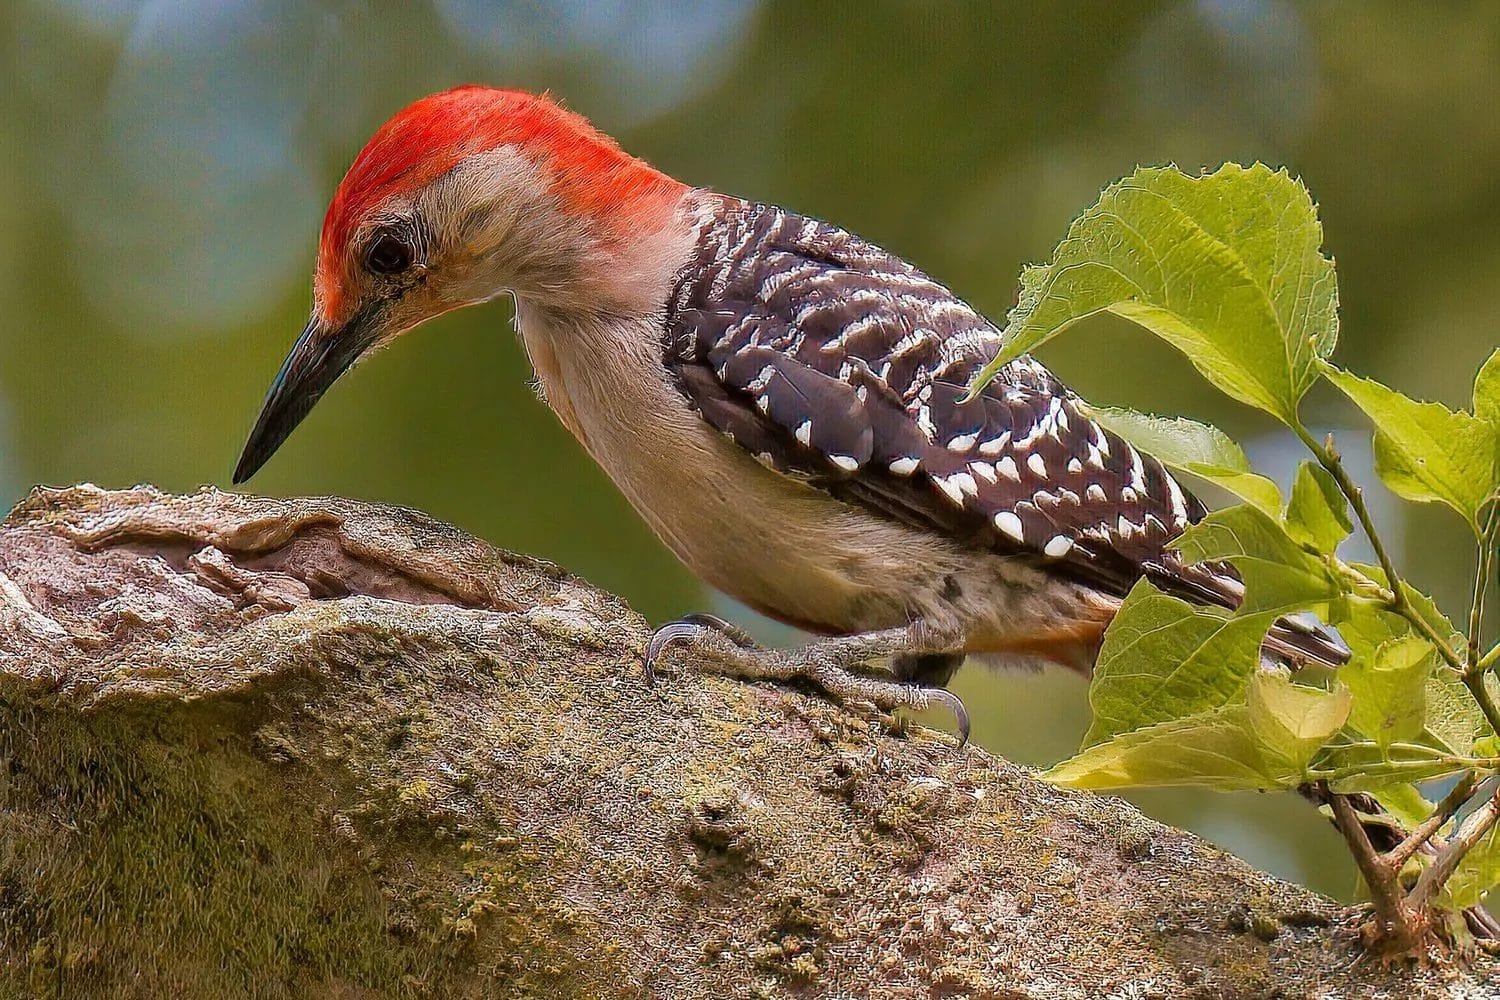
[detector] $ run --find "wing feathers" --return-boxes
[663,199,1232,609]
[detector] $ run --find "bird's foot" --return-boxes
[643,612,762,685]
[644,618,970,743]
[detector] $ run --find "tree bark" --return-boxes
[0,484,1491,998]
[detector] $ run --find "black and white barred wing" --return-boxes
[663,200,1238,607]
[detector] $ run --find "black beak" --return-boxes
[232,306,380,484]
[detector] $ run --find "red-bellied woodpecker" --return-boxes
[233,86,1346,739]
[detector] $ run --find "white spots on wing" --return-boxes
[756,452,777,468]
[1057,488,1081,506]
[977,432,1010,457]
[936,474,967,505]
[994,511,1025,543]
[1120,486,1137,504]
[795,420,813,446]
[890,329,931,359]
[1026,453,1048,479]
[1044,535,1074,558]
[951,471,978,497]
[1085,444,1106,470]
[916,404,936,440]
[888,455,920,476]
[1086,483,1107,503]
[970,461,997,484]
[756,395,771,414]
[1126,444,1147,491]
[996,456,1020,482]
[1055,405,1071,433]
[1165,473,1189,525]
[1014,421,1045,449]
[1117,514,1140,539]
[855,385,869,403]
[1066,457,1083,475]
[947,432,978,452]
[830,454,860,472]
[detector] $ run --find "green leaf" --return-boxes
[1372,784,1435,833]
[1283,462,1351,553]
[1426,670,1496,755]
[1350,563,1467,648]
[1047,674,1349,792]
[1471,348,1500,428]
[1340,635,1433,748]
[1173,504,1341,614]
[1084,406,1283,515]
[1336,590,1479,753]
[1322,364,1498,529]
[1083,579,1274,745]
[1248,672,1354,777]
[973,163,1337,424]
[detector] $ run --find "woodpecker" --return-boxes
[233,86,1345,737]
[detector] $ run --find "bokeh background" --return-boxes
[4,0,1499,902]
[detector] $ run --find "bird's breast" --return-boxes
[515,309,965,632]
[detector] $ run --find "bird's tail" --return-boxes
[1262,610,1350,667]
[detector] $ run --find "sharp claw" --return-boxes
[925,687,971,746]
[643,620,711,687]
[644,614,762,687]
[677,612,757,649]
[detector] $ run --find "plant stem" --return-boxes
[1465,673,1500,739]
[1482,643,1500,674]
[1307,756,1498,785]
[1294,423,1469,674]
[1467,506,1497,671]
[1384,774,1477,869]
[1408,779,1500,913]
[1329,788,1421,945]
[1295,424,1403,597]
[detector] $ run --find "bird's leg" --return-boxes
[644,618,971,742]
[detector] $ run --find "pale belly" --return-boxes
[517,312,1113,648]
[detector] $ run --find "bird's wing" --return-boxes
[663,199,1240,608]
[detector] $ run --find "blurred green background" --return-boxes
[4,0,1499,902]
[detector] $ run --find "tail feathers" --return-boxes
[1263,611,1349,667]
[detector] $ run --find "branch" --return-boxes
[1329,789,1424,949]
[0,485,1491,997]
[1296,426,1470,674]
[1410,781,1500,914]
[1386,775,1477,870]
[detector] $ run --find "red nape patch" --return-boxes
[315,86,686,320]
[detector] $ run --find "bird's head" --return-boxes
[233,85,688,483]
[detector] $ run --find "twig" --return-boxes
[1329,787,1420,943]
[1295,424,1469,674]
[1384,774,1477,870]
[1466,673,1500,740]
[1466,505,1497,671]
[1408,780,1500,913]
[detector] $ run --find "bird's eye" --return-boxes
[365,232,413,275]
